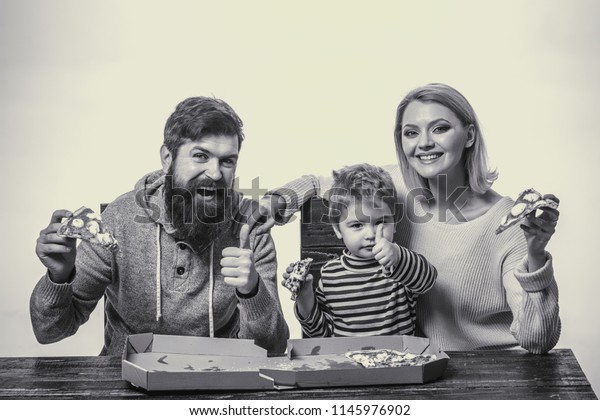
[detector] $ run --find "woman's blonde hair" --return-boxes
[393,83,498,194]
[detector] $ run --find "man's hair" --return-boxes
[163,97,244,156]
[393,83,498,195]
[327,163,398,225]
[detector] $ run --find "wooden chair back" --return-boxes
[300,197,344,282]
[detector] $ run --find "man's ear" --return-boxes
[465,125,476,148]
[332,223,343,240]
[160,145,172,173]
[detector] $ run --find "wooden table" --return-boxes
[0,349,595,400]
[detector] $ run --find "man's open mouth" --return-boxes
[197,187,217,198]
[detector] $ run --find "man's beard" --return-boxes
[164,166,234,250]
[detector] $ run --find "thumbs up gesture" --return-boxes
[371,224,400,273]
[220,224,259,295]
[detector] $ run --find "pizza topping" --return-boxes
[87,221,100,235]
[58,206,119,252]
[522,192,541,202]
[510,203,527,217]
[496,188,559,234]
[71,218,85,228]
[345,349,437,368]
[282,257,313,301]
[97,233,114,246]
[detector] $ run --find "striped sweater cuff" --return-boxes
[393,246,435,294]
[294,299,317,323]
[514,251,554,292]
[294,300,322,335]
[267,175,319,224]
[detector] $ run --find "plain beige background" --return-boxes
[1,0,598,397]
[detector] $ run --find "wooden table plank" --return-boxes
[0,349,595,400]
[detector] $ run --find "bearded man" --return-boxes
[31,97,289,355]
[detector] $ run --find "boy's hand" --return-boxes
[282,263,315,319]
[282,263,314,299]
[221,224,259,295]
[372,224,400,272]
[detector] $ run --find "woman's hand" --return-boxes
[520,194,560,271]
[243,195,287,235]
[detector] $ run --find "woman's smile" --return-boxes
[416,152,444,164]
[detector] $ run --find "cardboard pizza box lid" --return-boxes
[121,333,274,391]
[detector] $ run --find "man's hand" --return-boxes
[221,224,259,295]
[35,210,77,283]
[372,224,400,272]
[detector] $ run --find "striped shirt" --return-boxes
[296,249,437,337]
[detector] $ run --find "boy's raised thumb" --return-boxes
[375,224,384,242]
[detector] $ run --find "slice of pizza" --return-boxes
[495,188,559,234]
[57,206,119,252]
[281,257,313,301]
[388,352,438,367]
[345,349,437,368]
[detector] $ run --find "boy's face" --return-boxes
[333,197,395,259]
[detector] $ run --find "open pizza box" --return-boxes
[121,333,275,391]
[122,333,449,391]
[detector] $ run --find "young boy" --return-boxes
[284,163,437,337]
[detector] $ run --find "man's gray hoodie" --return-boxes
[30,170,289,355]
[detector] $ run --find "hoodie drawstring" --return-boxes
[208,243,215,338]
[156,224,162,321]
[154,223,214,337]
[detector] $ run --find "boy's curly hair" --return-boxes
[327,163,398,225]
